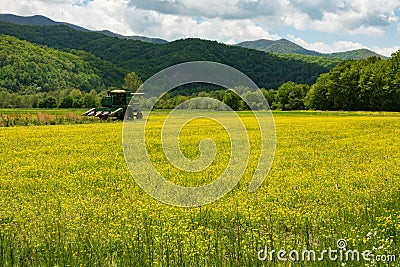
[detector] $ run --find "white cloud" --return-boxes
[67,0,134,35]
[331,40,365,52]
[0,0,281,40]
[289,35,400,57]
[0,0,136,35]
[287,34,366,53]
[283,1,400,36]
[282,11,312,31]
[123,10,280,42]
[128,0,286,20]
[127,0,400,36]
[373,46,400,57]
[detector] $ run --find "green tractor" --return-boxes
[82,90,144,120]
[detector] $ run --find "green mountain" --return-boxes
[275,53,341,69]
[0,34,124,93]
[98,30,168,44]
[327,49,387,60]
[0,14,89,32]
[0,14,168,44]
[0,21,332,89]
[237,38,387,60]
[237,38,322,56]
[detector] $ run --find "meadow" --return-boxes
[0,109,103,127]
[0,111,399,266]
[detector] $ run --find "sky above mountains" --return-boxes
[0,0,399,56]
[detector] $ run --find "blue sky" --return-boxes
[0,0,399,56]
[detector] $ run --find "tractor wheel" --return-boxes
[99,114,108,120]
[117,113,125,121]
[136,111,143,120]
[125,107,134,120]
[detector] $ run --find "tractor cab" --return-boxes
[101,90,128,107]
[82,90,144,120]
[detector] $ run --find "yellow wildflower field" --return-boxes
[0,111,399,266]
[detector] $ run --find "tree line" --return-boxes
[306,53,400,111]
[148,52,400,112]
[0,89,100,108]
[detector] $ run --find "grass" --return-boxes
[0,110,399,266]
[0,108,87,115]
[0,108,112,126]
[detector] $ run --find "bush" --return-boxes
[37,96,57,108]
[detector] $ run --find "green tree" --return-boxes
[306,56,398,111]
[385,50,400,111]
[306,74,330,110]
[261,88,278,109]
[276,82,309,110]
[333,61,360,110]
[358,58,388,110]
[69,89,83,108]
[223,90,242,111]
[243,91,267,110]
[38,96,57,108]
[82,94,97,108]
[58,96,73,108]
[123,72,142,92]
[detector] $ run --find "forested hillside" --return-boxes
[237,38,322,56]
[0,35,127,108]
[0,14,89,31]
[326,49,388,60]
[237,38,387,59]
[97,30,168,44]
[0,21,331,89]
[0,35,125,93]
[275,53,341,69]
[0,35,99,93]
[0,14,168,44]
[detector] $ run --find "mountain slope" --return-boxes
[0,34,125,93]
[236,39,276,51]
[0,13,168,44]
[237,39,322,56]
[275,53,341,69]
[98,30,168,44]
[237,38,387,59]
[0,34,99,93]
[0,21,332,89]
[0,14,89,32]
[327,49,387,60]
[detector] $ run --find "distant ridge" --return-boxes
[237,39,323,57]
[237,38,387,60]
[326,48,387,60]
[0,14,89,32]
[0,13,167,44]
[97,30,168,44]
[0,14,388,58]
